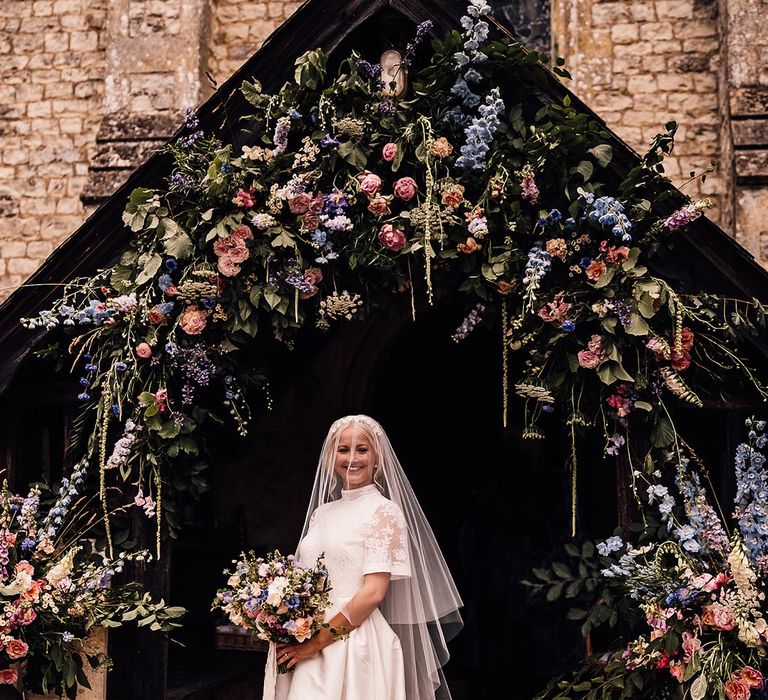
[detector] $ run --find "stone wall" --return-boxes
[552,0,725,224]
[0,0,300,302]
[0,0,107,295]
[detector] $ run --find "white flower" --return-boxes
[266,576,289,606]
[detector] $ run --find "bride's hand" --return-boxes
[275,638,319,670]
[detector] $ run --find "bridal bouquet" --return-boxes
[214,550,331,669]
[0,460,185,697]
[533,418,768,700]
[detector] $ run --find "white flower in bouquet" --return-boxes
[266,576,289,606]
[46,548,77,584]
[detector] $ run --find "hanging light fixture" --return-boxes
[379,49,408,98]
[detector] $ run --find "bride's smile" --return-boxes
[333,426,376,489]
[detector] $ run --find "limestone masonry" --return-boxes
[0,0,766,300]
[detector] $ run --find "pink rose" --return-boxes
[367,194,393,216]
[293,617,313,643]
[6,638,28,660]
[15,561,33,576]
[378,224,407,252]
[681,631,700,663]
[0,669,17,685]
[217,255,242,277]
[393,176,418,201]
[681,327,694,350]
[232,188,255,208]
[669,663,684,682]
[738,667,764,690]
[227,243,249,264]
[135,343,152,359]
[299,267,324,300]
[585,260,606,281]
[441,183,465,207]
[230,224,253,243]
[382,143,398,162]
[356,171,382,196]
[179,306,208,335]
[288,192,313,214]
[300,213,319,232]
[577,350,601,369]
[725,678,750,700]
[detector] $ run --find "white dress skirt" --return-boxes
[263,484,411,700]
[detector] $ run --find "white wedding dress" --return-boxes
[264,483,412,700]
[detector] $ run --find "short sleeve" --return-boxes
[363,501,411,579]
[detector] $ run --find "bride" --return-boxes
[263,415,463,699]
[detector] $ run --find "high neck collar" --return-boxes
[340,483,379,501]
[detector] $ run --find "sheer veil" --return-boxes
[299,415,463,700]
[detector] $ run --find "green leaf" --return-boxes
[553,562,571,579]
[651,414,676,448]
[573,160,594,182]
[593,266,616,289]
[135,252,163,287]
[635,401,653,411]
[163,231,194,260]
[264,290,282,310]
[545,582,564,602]
[625,313,650,336]
[690,673,708,700]
[588,144,613,167]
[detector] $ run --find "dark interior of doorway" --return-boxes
[166,301,619,699]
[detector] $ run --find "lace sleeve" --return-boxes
[363,501,411,579]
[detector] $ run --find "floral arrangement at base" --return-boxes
[530,418,768,700]
[213,550,330,674]
[0,463,184,699]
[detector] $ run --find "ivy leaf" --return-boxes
[588,144,613,167]
[135,252,163,287]
[573,160,594,182]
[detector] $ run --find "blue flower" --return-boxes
[115,361,127,371]
[288,108,302,120]
[77,392,90,401]
[202,298,217,310]
[158,274,174,292]
[320,134,340,149]
[541,404,554,414]
[111,404,120,416]
[165,258,178,273]
[561,320,576,333]
[597,536,623,556]
[84,363,97,372]
[79,377,90,387]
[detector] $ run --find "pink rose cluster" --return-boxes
[577,334,605,369]
[287,191,324,232]
[725,667,764,700]
[356,170,414,252]
[214,224,253,277]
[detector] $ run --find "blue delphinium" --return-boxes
[522,243,552,309]
[40,457,88,538]
[734,418,768,571]
[584,193,633,242]
[674,457,729,555]
[454,88,505,172]
[449,0,492,124]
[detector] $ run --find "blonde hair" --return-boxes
[326,417,384,495]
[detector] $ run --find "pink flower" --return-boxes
[681,632,700,663]
[725,678,750,700]
[378,224,407,252]
[299,267,324,300]
[230,224,253,243]
[135,343,152,359]
[605,245,630,264]
[538,295,572,324]
[213,234,250,263]
[356,171,382,196]
[382,143,398,162]
[6,638,28,660]
[232,187,255,208]
[670,349,691,372]
[545,238,568,261]
[441,183,465,207]
[367,194,393,216]
[0,669,18,685]
[577,350,601,369]
[585,260,606,281]
[702,604,735,630]
[680,327,694,350]
[217,256,241,277]
[179,306,208,335]
[669,663,684,682]
[587,335,604,355]
[430,137,453,158]
[393,176,418,201]
[288,192,313,214]
[738,667,764,690]
[521,176,539,204]
[15,561,33,577]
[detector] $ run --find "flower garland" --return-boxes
[18,5,768,550]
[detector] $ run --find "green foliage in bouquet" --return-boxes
[19,0,768,546]
[531,419,768,699]
[0,462,184,698]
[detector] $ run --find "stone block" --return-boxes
[28,53,55,69]
[674,19,716,38]
[55,196,81,214]
[44,81,74,99]
[610,23,639,43]
[0,241,27,259]
[731,87,768,116]
[238,4,268,20]
[26,241,54,258]
[657,73,695,91]
[681,38,717,53]
[627,75,657,93]
[44,31,70,53]
[2,149,29,166]
[641,55,667,72]
[639,22,674,40]
[74,80,100,99]
[630,3,657,21]
[267,2,284,19]
[651,39,682,53]
[7,257,39,275]
[53,0,82,13]
[655,0,693,20]
[735,149,768,180]
[622,109,660,126]
[670,53,710,72]
[59,116,83,133]
[732,119,768,147]
[32,1,54,16]
[69,30,98,52]
[591,3,630,24]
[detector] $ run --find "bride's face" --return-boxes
[334,426,375,489]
